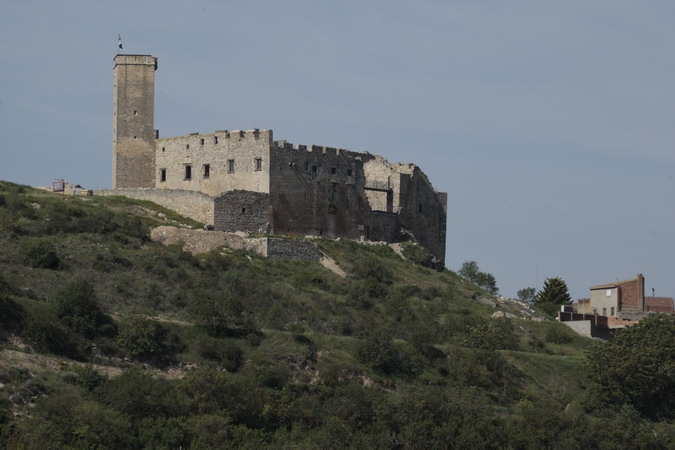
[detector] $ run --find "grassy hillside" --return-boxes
[0,182,673,448]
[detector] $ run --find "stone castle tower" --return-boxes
[112,54,158,188]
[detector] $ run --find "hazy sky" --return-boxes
[1,0,674,299]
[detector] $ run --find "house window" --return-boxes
[185,165,192,180]
[610,307,615,316]
[227,159,235,173]
[606,289,612,297]
[602,308,607,316]
[159,169,166,182]
[203,164,210,178]
[331,167,337,175]
[254,158,262,171]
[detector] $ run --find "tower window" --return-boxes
[331,167,337,175]
[160,169,166,182]
[186,144,190,149]
[312,165,318,173]
[227,159,235,173]
[203,164,210,178]
[254,158,262,171]
[185,165,192,180]
[214,136,218,144]
[133,110,138,116]
[347,169,353,176]
[418,204,423,213]
[304,162,309,171]
[241,208,246,214]
[200,138,205,146]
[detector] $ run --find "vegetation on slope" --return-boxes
[0,182,674,448]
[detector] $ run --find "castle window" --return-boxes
[161,147,165,152]
[227,159,235,173]
[200,138,204,146]
[304,162,309,171]
[203,164,210,178]
[254,158,262,171]
[331,167,337,175]
[241,208,246,214]
[185,165,192,180]
[312,165,318,173]
[347,169,353,177]
[186,144,190,149]
[418,204,423,213]
[133,110,137,116]
[214,136,218,144]
[160,169,166,182]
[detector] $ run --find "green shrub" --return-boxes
[19,238,60,269]
[54,280,115,339]
[466,319,519,351]
[197,337,244,372]
[117,317,175,362]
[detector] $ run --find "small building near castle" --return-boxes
[104,54,447,263]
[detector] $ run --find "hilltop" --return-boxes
[0,182,673,448]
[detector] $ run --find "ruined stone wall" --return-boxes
[264,238,322,261]
[363,158,447,263]
[155,129,271,197]
[213,190,270,233]
[95,188,214,225]
[268,144,373,240]
[113,55,157,189]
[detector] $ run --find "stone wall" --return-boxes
[95,188,214,225]
[213,190,270,233]
[155,129,271,197]
[268,144,372,240]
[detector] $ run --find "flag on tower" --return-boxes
[118,34,123,50]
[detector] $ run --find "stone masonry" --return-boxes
[110,54,448,264]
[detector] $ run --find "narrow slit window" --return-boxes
[304,161,309,171]
[214,136,218,144]
[160,169,166,182]
[254,158,262,171]
[227,159,235,173]
[331,167,337,175]
[241,208,246,214]
[418,204,423,213]
[185,165,192,180]
[200,138,205,145]
[186,144,190,149]
[203,164,210,178]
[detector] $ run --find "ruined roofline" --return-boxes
[272,140,440,191]
[157,129,272,142]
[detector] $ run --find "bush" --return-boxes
[466,319,518,351]
[197,337,244,372]
[54,280,115,339]
[117,317,175,362]
[19,238,60,269]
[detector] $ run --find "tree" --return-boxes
[517,287,536,303]
[586,314,675,419]
[533,278,571,317]
[458,261,498,295]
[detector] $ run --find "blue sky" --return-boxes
[1,0,674,299]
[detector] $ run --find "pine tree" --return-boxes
[534,277,571,316]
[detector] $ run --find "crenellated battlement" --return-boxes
[157,129,273,144]
[272,140,364,158]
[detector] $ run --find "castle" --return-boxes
[108,54,447,263]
